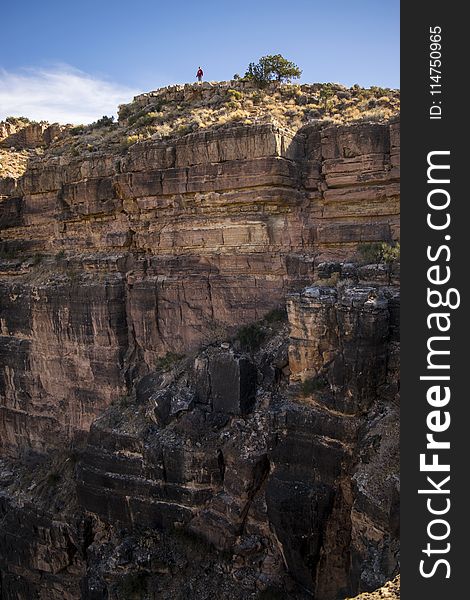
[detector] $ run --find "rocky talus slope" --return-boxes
[0,83,399,599]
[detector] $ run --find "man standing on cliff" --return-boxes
[196,66,204,82]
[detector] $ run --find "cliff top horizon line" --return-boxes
[1,79,400,129]
[129,77,400,98]
[0,79,400,179]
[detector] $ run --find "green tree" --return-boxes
[244,54,302,87]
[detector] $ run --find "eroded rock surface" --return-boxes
[1,118,399,455]
[0,90,399,599]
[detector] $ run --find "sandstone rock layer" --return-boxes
[0,111,400,599]
[0,120,399,453]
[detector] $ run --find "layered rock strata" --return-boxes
[0,120,399,454]
[0,270,399,599]
[0,103,400,599]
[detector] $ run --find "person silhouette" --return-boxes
[196,67,204,82]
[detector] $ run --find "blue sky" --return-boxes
[0,0,399,123]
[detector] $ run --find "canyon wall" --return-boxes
[0,111,400,599]
[0,120,399,453]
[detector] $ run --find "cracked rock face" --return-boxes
[0,120,399,455]
[0,279,399,599]
[0,113,399,599]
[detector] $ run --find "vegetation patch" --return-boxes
[155,352,184,371]
[90,115,115,129]
[236,323,266,352]
[69,124,86,135]
[244,54,302,88]
[121,134,141,149]
[357,242,400,265]
[31,75,399,159]
[263,307,288,324]
[301,376,329,397]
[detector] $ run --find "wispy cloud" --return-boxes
[0,65,138,124]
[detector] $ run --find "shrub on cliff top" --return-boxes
[4,116,32,125]
[69,124,85,135]
[227,88,243,100]
[244,54,302,87]
[319,84,335,112]
[91,115,115,128]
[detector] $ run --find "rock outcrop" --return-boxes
[0,120,62,150]
[0,84,400,599]
[0,117,399,455]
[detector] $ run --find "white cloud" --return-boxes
[0,65,139,124]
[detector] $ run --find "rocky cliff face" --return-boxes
[0,85,399,599]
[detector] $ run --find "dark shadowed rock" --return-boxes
[209,353,257,415]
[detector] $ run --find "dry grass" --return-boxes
[21,82,399,157]
[0,148,38,178]
[119,82,399,137]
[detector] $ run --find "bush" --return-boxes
[69,124,85,135]
[176,124,192,136]
[319,84,335,111]
[237,323,266,352]
[121,134,140,149]
[91,115,115,128]
[382,242,400,263]
[244,54,302,87]
[227,88,243,100]
[4,116,34,126]
[357,242,400,265]
[155,352,184,371]
[301,376,328,396]
[135,112,159,127]
[263,307,287,324]
[127,109,147,126]
[251,91,265,105]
